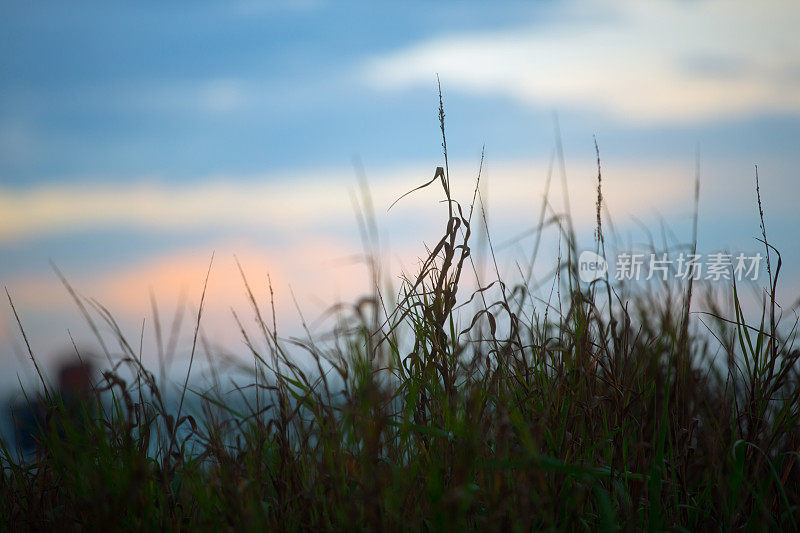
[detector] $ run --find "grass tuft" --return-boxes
[2,105,799,531]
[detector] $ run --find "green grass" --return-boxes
[2,96,799,531]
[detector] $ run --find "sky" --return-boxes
[1,0,799,393]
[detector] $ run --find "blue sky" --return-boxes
[0,2,538,183]
[4,0,799,187]
[1,0,799,391]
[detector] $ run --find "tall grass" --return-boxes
[2,95,799,530]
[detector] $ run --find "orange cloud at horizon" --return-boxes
[3,237,377,357]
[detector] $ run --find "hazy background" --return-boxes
[2,1,799,393]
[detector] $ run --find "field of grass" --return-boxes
[2,97,799,531]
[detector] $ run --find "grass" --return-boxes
[2,93,799,531]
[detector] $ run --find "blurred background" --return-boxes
[1,1,799,394]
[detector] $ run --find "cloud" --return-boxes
[197,79,251,113]
[362,0,800,123]
[0,172,357,244]
[93,240,368,319]
[0,158,698,246]
[0,239,373,392]
[3,238,373,352]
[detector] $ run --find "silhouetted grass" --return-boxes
[2,94,799,531]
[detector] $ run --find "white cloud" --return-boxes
[198,79,251,113]
[362,0,800,123]
[0,159,697,245]
[0,172,349,243]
